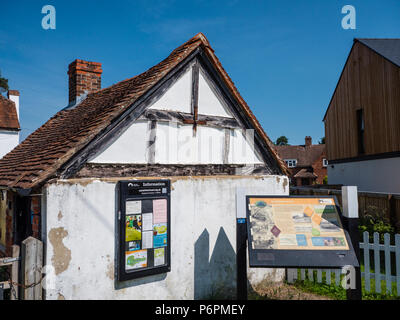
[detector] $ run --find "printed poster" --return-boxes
[126,214,142,242]
[248,197,349,251]
[142,212,153,231]
[154,248,165,266]
[126,200,141,215]
[126,250,147,270]
[153,199,167,224]
[154,223,167,248]
[142,230,153,249]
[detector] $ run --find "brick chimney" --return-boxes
[68,59,102,104]
[305,136,312,147]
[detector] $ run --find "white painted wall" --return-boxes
[89,121,148,163]
[328,157,400,193]
[198,69,232,117]
[8,94,19,119]
[149,67,192,113]
[0,130,19,159]
[43,175,288,300]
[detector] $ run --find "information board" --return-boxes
[118,180,171,281]
[246,196,359,268]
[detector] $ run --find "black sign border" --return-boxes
[246,195,359,268]
[118,180,171,281]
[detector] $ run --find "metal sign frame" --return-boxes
[118,180,171,281]
[246,195,359,268]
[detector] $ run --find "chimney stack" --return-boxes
[7,90,20,120]
[305,136,312,147]
[68,59,102,104]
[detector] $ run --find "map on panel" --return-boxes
[247,197,349,251]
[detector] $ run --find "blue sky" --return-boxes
[0,0,399,144]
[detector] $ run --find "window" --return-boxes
[357,109,365,154]
[323,159,328,167]
[284,159,297,168]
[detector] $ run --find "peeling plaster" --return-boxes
[282,177,288,193]
[49,227,71,275]
[57,211,63,221]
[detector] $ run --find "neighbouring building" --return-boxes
[0,33,289,299]
[324,39,400,193]
[274,136,327,186]
[0,90,20,159]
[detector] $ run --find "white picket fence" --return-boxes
[287,231,400,296]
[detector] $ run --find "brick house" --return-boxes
[274,136,327,186]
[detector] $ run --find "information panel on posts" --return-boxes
[118,180,171,281]
[246,196,359,268]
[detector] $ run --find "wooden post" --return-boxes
[21,237,43,300]
[342,186,362,300]
[388,195,397,233]
[10,244,20,300]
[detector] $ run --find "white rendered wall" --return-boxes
[328,157,400,193]
[0,131,19,159]
[8,95,19,119]
[88,121,148,163]
[198,70,233,117]
[43,175,288,300]
[149,67,192,113]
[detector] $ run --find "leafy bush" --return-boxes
[359,206,395,242]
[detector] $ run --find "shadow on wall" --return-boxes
[194,227,236,299]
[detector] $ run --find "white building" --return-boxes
[0,33,289,299]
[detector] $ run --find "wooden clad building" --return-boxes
[324,39,400,193]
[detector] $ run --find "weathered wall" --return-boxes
[328,157,400,193]
[43,175,288,300]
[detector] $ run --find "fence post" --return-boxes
[21,237,43,300]
[10,244,20,300]
[342,186,362,300]
[388,195,397,233]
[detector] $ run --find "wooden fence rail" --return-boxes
[287,231,400,296]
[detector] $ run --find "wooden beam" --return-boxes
[147,120,157,164]
[138,109,241,129]
[75,163,272,179]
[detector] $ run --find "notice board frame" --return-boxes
[245,195,359,268]
[118,179,171,281]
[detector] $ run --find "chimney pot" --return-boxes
[68,59,102,104]
[305,136,312,147]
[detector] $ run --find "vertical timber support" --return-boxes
[10,244,20,300]
[21,237,43,300]
[342,186,362,300]
[236,188,247,300]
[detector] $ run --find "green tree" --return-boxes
[275,136,289,146]
[0,70,8,92]
[319,137,325,144]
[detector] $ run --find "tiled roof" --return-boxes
[357,39,400,68]
[293,168,317,179]
[0,95,20,131]
[274,144,325,167]
[0,33,287,189]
